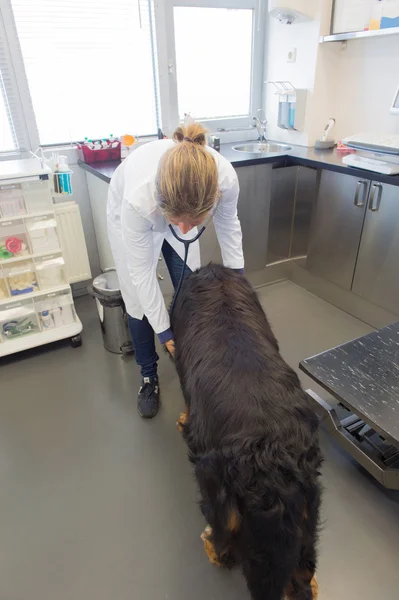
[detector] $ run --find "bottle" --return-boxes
[52,304,63,327]
[41,309,54,329]
[183,112,194,126]
[58,156,72,195]
[120,134,136,159]
[370,0,384,29]
[59,296,74,325]
[102,138,110,148]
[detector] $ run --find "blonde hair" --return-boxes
[156,123,219,220]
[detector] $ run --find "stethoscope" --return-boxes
[168,223,207,317]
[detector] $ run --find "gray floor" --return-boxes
[1,280,398,600]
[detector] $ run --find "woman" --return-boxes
[107,123,244,418]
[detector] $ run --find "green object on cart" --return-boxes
[0,245,13,259]
[2,317,36,338]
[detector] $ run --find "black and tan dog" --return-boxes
[172,265,322,600]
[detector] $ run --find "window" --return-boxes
[173,7,253,121]
[157,0,265,133]
[0,72,16,151]
[11,0,160,144]
[0,0,265,151]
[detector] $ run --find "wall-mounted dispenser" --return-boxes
[268,82,307,132]
[269,0,316,24]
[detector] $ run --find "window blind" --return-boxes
[0,10,31,152]
[11,0,160,145]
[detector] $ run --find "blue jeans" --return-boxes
[127,239,192,379]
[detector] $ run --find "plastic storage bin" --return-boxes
[35,289,76,330]
[0,220,31,260]
[26,215,60,254]
[77,141,121,163]
[5,259,38,296]
[0,183,26,217]
[0,299,40,341]
[35,254,66,290]
[21,178,53,214]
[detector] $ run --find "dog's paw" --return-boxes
[176,411,188,432]
[311,576,318,599]
[201,526,222,567]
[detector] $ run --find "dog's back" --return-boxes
[172,265,322,600]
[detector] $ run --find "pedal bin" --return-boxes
[88,269,133,355]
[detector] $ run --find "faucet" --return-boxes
[253,109,267,142]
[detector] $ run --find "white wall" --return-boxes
[264,0,399,146]
[264,0,337,146]
[264,13,322,146]
[333,35,399,140]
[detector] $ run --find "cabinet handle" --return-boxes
[369,184,382,212]
[354,181,366,207]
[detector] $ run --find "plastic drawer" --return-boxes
[0,220,31,260]
[0,183,26,218]
[35,254,66,290]
[35,289,76,330]
[0,298,40,341]
[22,179,53,214]
[5,259,39,296]
[25,215,60,254]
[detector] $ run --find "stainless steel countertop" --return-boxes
[79,142,399,187]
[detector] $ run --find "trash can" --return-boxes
[88,269,133,355]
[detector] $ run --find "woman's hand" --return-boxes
[165,339,175,357]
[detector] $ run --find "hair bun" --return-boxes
[173,122,208,146]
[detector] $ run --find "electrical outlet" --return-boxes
[287,48,297,63]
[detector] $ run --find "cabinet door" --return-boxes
[237,164,272,273]
[352,182,399,315]
[291,166,318,258]
[306,170,369,290]
[267,166,297,264]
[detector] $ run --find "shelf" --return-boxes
[0,210,54,224]
[320,26,399,43]
[0,249,62,266]
[0,318,82,357]
[0,283,70,306]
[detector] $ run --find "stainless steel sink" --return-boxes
[233,142,292,154]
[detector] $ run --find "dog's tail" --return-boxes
[195,449,311,600]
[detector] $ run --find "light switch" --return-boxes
[287,48,297,63]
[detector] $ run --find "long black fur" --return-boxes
[172,265,322,600]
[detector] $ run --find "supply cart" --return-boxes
[0,159,90,357]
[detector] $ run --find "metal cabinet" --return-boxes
[352,182,399,315]
[306,170,370,290]
[236,164,273,272]
[267,165,318,265]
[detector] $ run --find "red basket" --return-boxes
[78,141,121,163]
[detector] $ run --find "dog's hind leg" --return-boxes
[286,496,320,600]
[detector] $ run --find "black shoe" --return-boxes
[137,376,160,419]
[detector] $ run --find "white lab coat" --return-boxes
[107,139,244,337]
